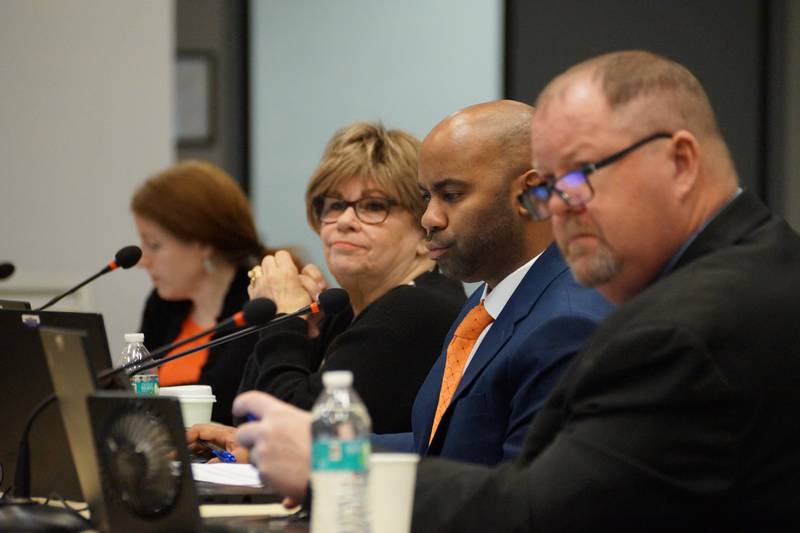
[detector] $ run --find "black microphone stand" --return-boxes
[10,394,57,500]
[35,246,141,311]
[126,312,313,377]
[36,268,110,311]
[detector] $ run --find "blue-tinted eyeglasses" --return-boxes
[519,132,673,220]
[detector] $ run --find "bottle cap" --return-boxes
[124,333,144,343]
[322,370,353,388]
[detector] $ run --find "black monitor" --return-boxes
[0,309,112,499]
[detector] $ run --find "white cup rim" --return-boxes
[370,453,419,464]
[160,384,211,393]
[160,385,215,401]
[171,397,216,403]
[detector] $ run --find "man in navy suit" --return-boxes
[372,99,613,464]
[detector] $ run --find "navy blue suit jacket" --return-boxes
[373,243,613,465]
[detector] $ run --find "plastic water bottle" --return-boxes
[119,333,159,395]
[311,370,372,533]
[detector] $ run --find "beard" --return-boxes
[435,194,525,284]
[567,241,620,287]
[557,220,620,287]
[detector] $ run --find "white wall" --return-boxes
[0,1,174,361]
[250,0,503,278]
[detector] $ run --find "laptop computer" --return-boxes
[0,309,111,499]
[12,312,279,505]
[38,327,284,532]
[40,326,200,531]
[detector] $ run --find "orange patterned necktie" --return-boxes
[429,300,494,444]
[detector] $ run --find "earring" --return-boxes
[202,257,215,273]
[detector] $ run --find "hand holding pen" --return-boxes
[185,423,246,463]
[197,439,237,463]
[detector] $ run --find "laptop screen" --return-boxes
[0,299,31,310]
[0,309,111,499]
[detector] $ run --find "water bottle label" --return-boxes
[312,438,370,472]
[130,374,159,396]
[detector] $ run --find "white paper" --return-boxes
[191,463,264,487]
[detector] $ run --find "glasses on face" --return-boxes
[312,195,398,225]
[519,131,673,220]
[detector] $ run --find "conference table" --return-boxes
[19,496,311,532]
[193,503,310,532]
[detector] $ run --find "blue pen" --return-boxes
[197,439,237,463]
[245,413,258,422]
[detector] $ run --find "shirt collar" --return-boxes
[480,251,543,319]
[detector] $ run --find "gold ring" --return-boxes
[248,266,263,285]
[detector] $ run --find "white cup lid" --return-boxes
[159,385,215,400]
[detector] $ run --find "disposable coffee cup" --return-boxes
[159,385,216,426]
[369,453,419,533]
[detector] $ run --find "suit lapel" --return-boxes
[416,286,484,451]
[451,243,568,401]
[423,244,569,452]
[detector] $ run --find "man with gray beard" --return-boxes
[407,51,800,532]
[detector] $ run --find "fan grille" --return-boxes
[99,406,182,518]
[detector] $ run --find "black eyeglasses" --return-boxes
[312,195,398,225]
[519,132,673,220]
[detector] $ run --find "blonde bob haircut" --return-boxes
[305,122,423,233]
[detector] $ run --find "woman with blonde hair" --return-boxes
[237,122,465,432]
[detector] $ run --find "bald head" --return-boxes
[418,100,551,287]
[422,99,535,182]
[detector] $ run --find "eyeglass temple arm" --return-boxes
[592,132,673,170]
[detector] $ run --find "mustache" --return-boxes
[424,230,452,248]
[560,219,603,240]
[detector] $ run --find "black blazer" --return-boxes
[139,267,254,426]
[412,190,800,532]
[238,270,466,434]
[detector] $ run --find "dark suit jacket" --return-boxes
[412,191,800,532]
[374,243,613,464]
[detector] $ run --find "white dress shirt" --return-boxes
[462,251,543,373]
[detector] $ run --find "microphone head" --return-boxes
[317,288,350,315]
[0,262,15,280]
[115,245,142,269]
[243,298,278,325]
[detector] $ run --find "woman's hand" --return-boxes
[248,250,312,314]
[298,264,329,338]
[298,263,328,299]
